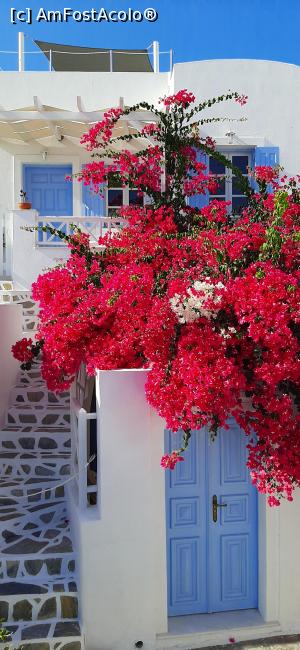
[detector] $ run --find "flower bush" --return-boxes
[13,90,300,505]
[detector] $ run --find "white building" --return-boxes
[0,37,299,650]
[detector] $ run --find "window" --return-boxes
[209,153,251,216]
[106,183,143,217]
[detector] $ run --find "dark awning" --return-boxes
[34,40,153,72]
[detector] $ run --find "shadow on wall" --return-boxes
[0,304,23,428]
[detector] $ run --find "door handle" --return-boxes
[212,494,227,522]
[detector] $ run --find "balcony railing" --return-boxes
[71,364,98,513]
[36,215,127,247]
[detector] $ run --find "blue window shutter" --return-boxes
[81,165,105,216]
[254,147,279,167]
[188,151,209,209]
[252,146,279,192]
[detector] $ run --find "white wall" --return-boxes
[0,149,13,212]
[172,60,300,174]
[0,304,23,427]
[68,369,300,650]
[71,369,167,650]
[0,71,169,112]
[279,493,300,630]
[12,210,70,288]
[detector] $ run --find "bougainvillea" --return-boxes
[14,89,300,505]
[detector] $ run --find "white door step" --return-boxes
[193,634,300,650]
[156,622,282,650]
[0,619,83,649]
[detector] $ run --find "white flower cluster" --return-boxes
[170,280,225,324]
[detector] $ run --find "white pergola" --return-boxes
[0,96,159,153]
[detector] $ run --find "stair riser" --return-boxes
[6,412,70,428]
[10,386,69,406]
[0,593,78,623]
[0,433,71,452]
[0,460,71,483]
[0,634,83,650]
[0,555,76,582]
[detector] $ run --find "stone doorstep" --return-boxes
[193,634,300,650]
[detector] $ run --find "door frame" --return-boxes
[164,432,280,625]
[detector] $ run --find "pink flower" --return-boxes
[161,90,196,108]
[161,452,184,470]
[235,94,248,106]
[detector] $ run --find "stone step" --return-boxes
[0,591,78,624]
[0,620,83,649]
[0,452,71,482]
[10,386,69,408]
[194,634,300,650]
[6,406,70,429]
[0,431,71,453]
[0,494,72,545]
[0,554,76,582]
[2,425,70,435]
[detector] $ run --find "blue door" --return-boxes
[24,165,73,216]
[165,421,258,616]
[24,165,73,244]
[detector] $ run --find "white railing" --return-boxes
[71,364,98,512]
[36,215,127,247]
[71,398,98,512]
[1,36,173,73]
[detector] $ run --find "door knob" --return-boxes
[212,494,227,522]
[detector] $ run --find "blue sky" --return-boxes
[0,0,299,71]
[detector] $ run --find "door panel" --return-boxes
[208,421,258,612]
[24,165,73,216]
[165,429,208,615]
[165,422,258,616]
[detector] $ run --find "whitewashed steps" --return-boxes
[0,620,82,650]
[0,554,76,582]
[10,386,70,408]
[6,405,70,429]
[0,590,78,622]
[0,293,84,648]
[0,430,71,453]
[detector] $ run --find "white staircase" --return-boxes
[0,295,84,650]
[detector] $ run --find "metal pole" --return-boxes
[49,49,52,71]
[18,32,25,71]
[169,49,174,73]
[153,41,160,73]
[109,49,113,72]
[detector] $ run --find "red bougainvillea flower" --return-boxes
[12,338,34,363]
[13,89,300,506]
[161,452,184,470]
[161,89,196,108]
